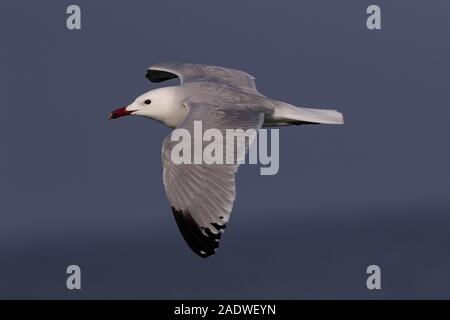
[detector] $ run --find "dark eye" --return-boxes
[144,99,151,105]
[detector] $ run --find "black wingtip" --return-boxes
[145,69,178,83]
[171,207,223,258]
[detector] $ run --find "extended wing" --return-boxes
[162,102,264,257]
[146,62,258,91]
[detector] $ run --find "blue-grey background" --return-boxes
[1,0,449,299]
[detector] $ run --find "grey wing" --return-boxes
[162,102,264,258]
[146,62,258,91]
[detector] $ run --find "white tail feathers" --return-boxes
[270,101,344,125]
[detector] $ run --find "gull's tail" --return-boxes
[267,101,344,126]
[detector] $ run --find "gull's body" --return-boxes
[110,63,344,258]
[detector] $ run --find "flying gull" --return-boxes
[110,63,344,258]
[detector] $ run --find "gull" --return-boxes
[110,63,344,258]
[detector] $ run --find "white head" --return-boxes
[109,86,187,128]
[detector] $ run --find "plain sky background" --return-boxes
[1,0,450,299]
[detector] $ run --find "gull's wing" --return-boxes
[146,62,258,91]
[162,102,264,258]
